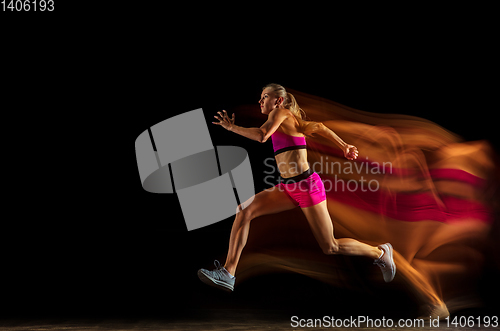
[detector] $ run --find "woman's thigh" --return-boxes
[300,200,336,245]
[242,185,299,219]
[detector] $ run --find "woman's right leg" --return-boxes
[301,200,382,258]
[301,200,396,282]
[223,186,298,276]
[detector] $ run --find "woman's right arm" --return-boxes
[213,110,264,142]
[213,109,288,143]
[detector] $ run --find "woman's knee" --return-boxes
[236,203,254,224]
[321,242,340,255]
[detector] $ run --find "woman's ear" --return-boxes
[275,96,284,107]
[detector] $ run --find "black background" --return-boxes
[1,3,499,322]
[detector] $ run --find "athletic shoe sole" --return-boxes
[197,269,234,292]
[382,243,396,282]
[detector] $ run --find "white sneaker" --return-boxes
[374,243,396,283]
[197,260,235,292]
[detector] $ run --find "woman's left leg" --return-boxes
[301,200,382,259]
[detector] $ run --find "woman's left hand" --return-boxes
[343,144,359,160]
[213,110,235,131]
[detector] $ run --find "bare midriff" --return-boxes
[275,149,310,178]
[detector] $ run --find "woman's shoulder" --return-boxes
[279,112,306,137]
[270,107,293,117]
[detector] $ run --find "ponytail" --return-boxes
[284,92,306,120]
[264,83,324,137]
[285,92,323,136]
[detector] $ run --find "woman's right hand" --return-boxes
[213,110,235,131]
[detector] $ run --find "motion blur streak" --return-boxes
[235,89,499,316]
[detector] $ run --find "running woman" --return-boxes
[198,84,396,292]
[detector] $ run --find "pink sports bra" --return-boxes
[271,130,307,156]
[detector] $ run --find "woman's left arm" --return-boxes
[316,123,359,160]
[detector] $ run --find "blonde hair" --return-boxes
[263,83,323,136]
[263,83,306,119]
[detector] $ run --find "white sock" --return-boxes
[223,267,235,279]
[377,248,385,260]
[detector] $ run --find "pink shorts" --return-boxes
[275,169,326,208]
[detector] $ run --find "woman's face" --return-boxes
[258,88,283,115]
